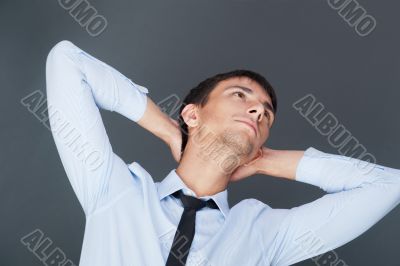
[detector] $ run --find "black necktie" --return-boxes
[165,189,219,266]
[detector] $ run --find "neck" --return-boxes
[176,136,245,197]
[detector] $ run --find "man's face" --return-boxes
[191,76,275,162]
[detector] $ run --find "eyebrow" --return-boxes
[225,85,275,114]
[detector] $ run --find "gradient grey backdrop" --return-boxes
[1,0,399,265]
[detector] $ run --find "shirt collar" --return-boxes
[157,169,230,219]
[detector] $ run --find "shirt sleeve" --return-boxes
[45,40,149,215]
[262,147,400,266]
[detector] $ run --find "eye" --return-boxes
[233,91,245,99]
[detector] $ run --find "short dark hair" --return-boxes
[178,69,278,154]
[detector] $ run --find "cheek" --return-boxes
[202,104,231,123]
[261,128,270,142]
[198,108,225,132]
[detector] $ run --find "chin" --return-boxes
[220,129,254,156]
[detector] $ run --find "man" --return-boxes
[46,40,400,266]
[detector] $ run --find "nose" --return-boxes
[247,102,264,122]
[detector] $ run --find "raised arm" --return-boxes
[46,40,177,215]
[256,147,400,266]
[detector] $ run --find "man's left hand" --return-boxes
[229,147,268,182]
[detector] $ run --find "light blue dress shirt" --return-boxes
[46,40,400,266]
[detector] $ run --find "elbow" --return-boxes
[383,173,400,212]
[45,40,77,94]
[375,170,400,202]
[358,165,400,202]
[48,40,75,56]
[46,40,76,72]
[392,174,400,200]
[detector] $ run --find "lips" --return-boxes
[235,119,257,136]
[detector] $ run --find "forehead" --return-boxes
[211,76,272,104]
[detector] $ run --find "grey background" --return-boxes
[1,0,399,265]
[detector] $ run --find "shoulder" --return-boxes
[235,198,271,209]
[231,198,272,219]
[127,161,157,189]
[232,198,290,224]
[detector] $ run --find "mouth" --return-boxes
[235,120,257,136]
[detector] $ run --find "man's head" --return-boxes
[178,69,277,163]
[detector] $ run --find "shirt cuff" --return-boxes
[295,146,329,186]
[117,78,149,122]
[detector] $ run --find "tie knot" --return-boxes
[172,190,219,211]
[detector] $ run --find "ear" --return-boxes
[181,103,200,128]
